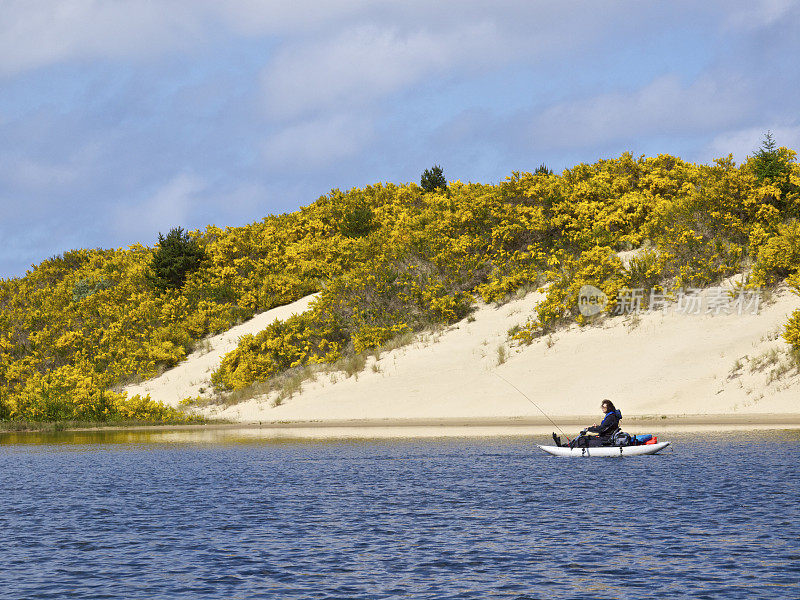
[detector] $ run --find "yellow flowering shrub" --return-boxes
[4,148,800,419]
[751,221,800,285]
[511,247,626,343]
[644,156,752,289]
[785,273,800,354]
[785,310,800,352]
[7,361,183,422]
[0,194,365,420]
[211,311,345,390]
[212,251,475,390]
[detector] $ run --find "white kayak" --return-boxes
[537,441,671,457]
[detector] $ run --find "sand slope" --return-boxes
[126,284,800,424]
[122,295,316,405]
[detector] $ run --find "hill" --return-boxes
[2,146,800,424]
[124,281,800,425]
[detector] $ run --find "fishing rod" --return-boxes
[492,371,571,443]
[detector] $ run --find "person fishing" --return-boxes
[552,399,622,448]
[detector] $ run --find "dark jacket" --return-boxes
[587,409,622,438]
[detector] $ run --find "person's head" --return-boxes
[600,399,616,414]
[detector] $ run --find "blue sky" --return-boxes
[1,0,799,277]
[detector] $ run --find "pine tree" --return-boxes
[751,131,785,183]
[149,227,207,291]
[420,165,447,192]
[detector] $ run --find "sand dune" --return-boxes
[125,281,800,425]
[122,294,316,405]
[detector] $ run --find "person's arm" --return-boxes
[587,413,617,435]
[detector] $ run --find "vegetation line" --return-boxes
[2,139,800,423]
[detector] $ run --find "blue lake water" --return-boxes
[1,429,799,599]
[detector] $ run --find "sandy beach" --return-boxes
[122,278,800,433]
[56,414,800,444]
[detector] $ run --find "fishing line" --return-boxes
[492,371,570,442]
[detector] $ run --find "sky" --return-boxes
[1,0,799,278]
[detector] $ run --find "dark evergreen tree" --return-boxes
[420,165,447,192]
[751,131,789,183]
[749,131,799,214]
[149,227,207,291]
[534,163,553,176]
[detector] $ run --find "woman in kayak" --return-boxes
[553,399,622,447]
[586,399,622,439]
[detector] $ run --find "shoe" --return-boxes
[552,433,562,447]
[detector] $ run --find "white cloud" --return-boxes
[2,1,771,81]
[524,74,753,149]
[114,173,204,239]
[0,1,197,76]
[0,0,377,76]
[0,133,105,193]
[4,0,800,278]
[723,0,799,30]
[261,21,514,119]
[0,157,77,191]
[211,0,371,35]
[704,125,800,163]
[218,181,268,214]
[262,114,374,169]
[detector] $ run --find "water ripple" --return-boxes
[1,431,799,598]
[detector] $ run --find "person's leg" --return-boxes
[571,435,589,448]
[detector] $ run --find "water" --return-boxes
[1,429,799,599]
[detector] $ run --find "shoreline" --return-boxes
[4,412,799,437]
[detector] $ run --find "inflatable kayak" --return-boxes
[537,441,671,457]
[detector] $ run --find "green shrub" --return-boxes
[211,251,477,390]
[329,191,377,238]
[149,227,207,291]
[746,132,799,217]
[211,311,346,390]
[339,205,375,237]
[421,165,447,192]
[0,390,10,421]
[750,132,792,184]
[72,278,113,303]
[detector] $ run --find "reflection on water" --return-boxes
[4,424,800,447]
[0,425,564,446]
[0,429,799,599]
